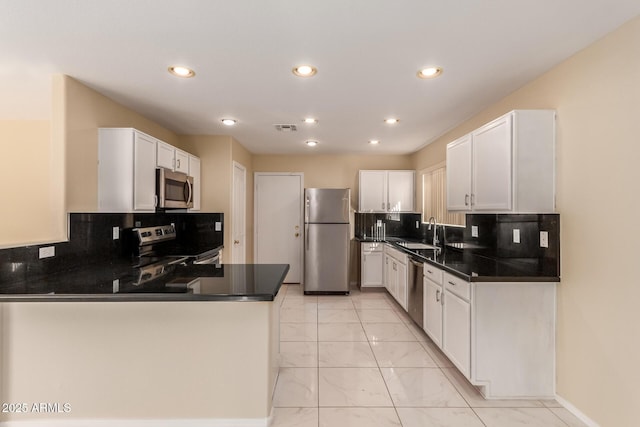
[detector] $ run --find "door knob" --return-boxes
[295,233,300,237]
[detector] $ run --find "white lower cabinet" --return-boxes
[442,285,471,378]
[361,242,384,287]
[383,244,408,310]
[420,266,556,399]
[423,277,443,347]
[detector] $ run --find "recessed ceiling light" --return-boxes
[417,67,443,79]
[384,118,399,125]
[293,65,317,77]
[369,140,380,145]
[303,118,318,124]
[221,119,237,126]
[168,65,195,78]
[305,140,318,147]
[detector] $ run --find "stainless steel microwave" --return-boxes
[156,168,194,209]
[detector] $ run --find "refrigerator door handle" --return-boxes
[305,224,309,251]
[305,197,310,223]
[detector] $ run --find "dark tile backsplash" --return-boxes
[355,212,560,276]
[0,212,223,284]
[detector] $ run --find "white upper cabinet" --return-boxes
[359,170,415,212]
[175,149,189,174]
[359,170,387,212]
[157,141,190,174]
[446,110,556,213]
[156,140,175,170]
[188,154,201,211]
[446,134,473,211]
[98,128,157,212]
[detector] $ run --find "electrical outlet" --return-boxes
[39,246,55,259]
[513,229,521,243]
[416,221,420,228]
[471,225,478,238]
[215,222,222,231]
[540,231,549,248]
[112,226,120,240]
[112,279,120,293]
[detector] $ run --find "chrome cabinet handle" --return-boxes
[448,281,456,286]
[177,159,180,168]
[382,202,385,210]
[470,194,475,206]
[387,202,390,210]
[465,194,469,206]
[427,269,433,274]
[436,289,440,302]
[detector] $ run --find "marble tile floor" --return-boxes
[272,284,588,427]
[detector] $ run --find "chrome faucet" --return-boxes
[427,216,439,247]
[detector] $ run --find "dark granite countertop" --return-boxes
[0,262,289,302]
[355,237,559,282]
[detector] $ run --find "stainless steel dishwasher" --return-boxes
[407,256,424,328]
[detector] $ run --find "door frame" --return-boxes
[254,172,304,283]
[232,161,247,264]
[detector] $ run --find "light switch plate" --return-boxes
[540,231,549,248]
[112,226,120,240]
[215,222,222,231]
[513,229,521,244]
[471,225,478,238]
[39,246,55,259]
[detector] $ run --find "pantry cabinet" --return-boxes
[359,170,415,212]
[98,128,157,212]
[446,110,556,213]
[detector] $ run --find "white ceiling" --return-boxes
[1,0,639,154]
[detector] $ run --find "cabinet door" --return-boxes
[175,149,190,174]
[396,260,408,310]
[446,134,473,211]
[423,278,443,347]
[188,155,201,211]
[157,141,175,170]
[472,114,512,210]
[133,133,157,211]
[362,250,384,287]
[443,290,471,378]
[359,171,387,212]
[387,171,415,212]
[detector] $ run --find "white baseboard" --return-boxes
[0,418,268,427]
[555,394,601,427]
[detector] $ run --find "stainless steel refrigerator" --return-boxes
[304,188,351,294]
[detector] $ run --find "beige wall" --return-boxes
[411,16,640,427]
[253,154,413,209]
[177,135,254,262]
[0,121,58,247]
[62,75,179,212]
[1,301,275,422]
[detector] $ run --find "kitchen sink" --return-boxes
[397,242,440,251]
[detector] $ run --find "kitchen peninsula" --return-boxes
[0,260,288,426]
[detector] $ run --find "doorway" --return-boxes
[254,173,303,283]
[232,162,246,264]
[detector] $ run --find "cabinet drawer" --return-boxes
[385,245,407,265]
[444,272,470,301]
[362,242,382,252]
[423,263,443,285]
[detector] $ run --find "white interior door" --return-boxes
[254,173,303,283]
[232,162,246,264]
